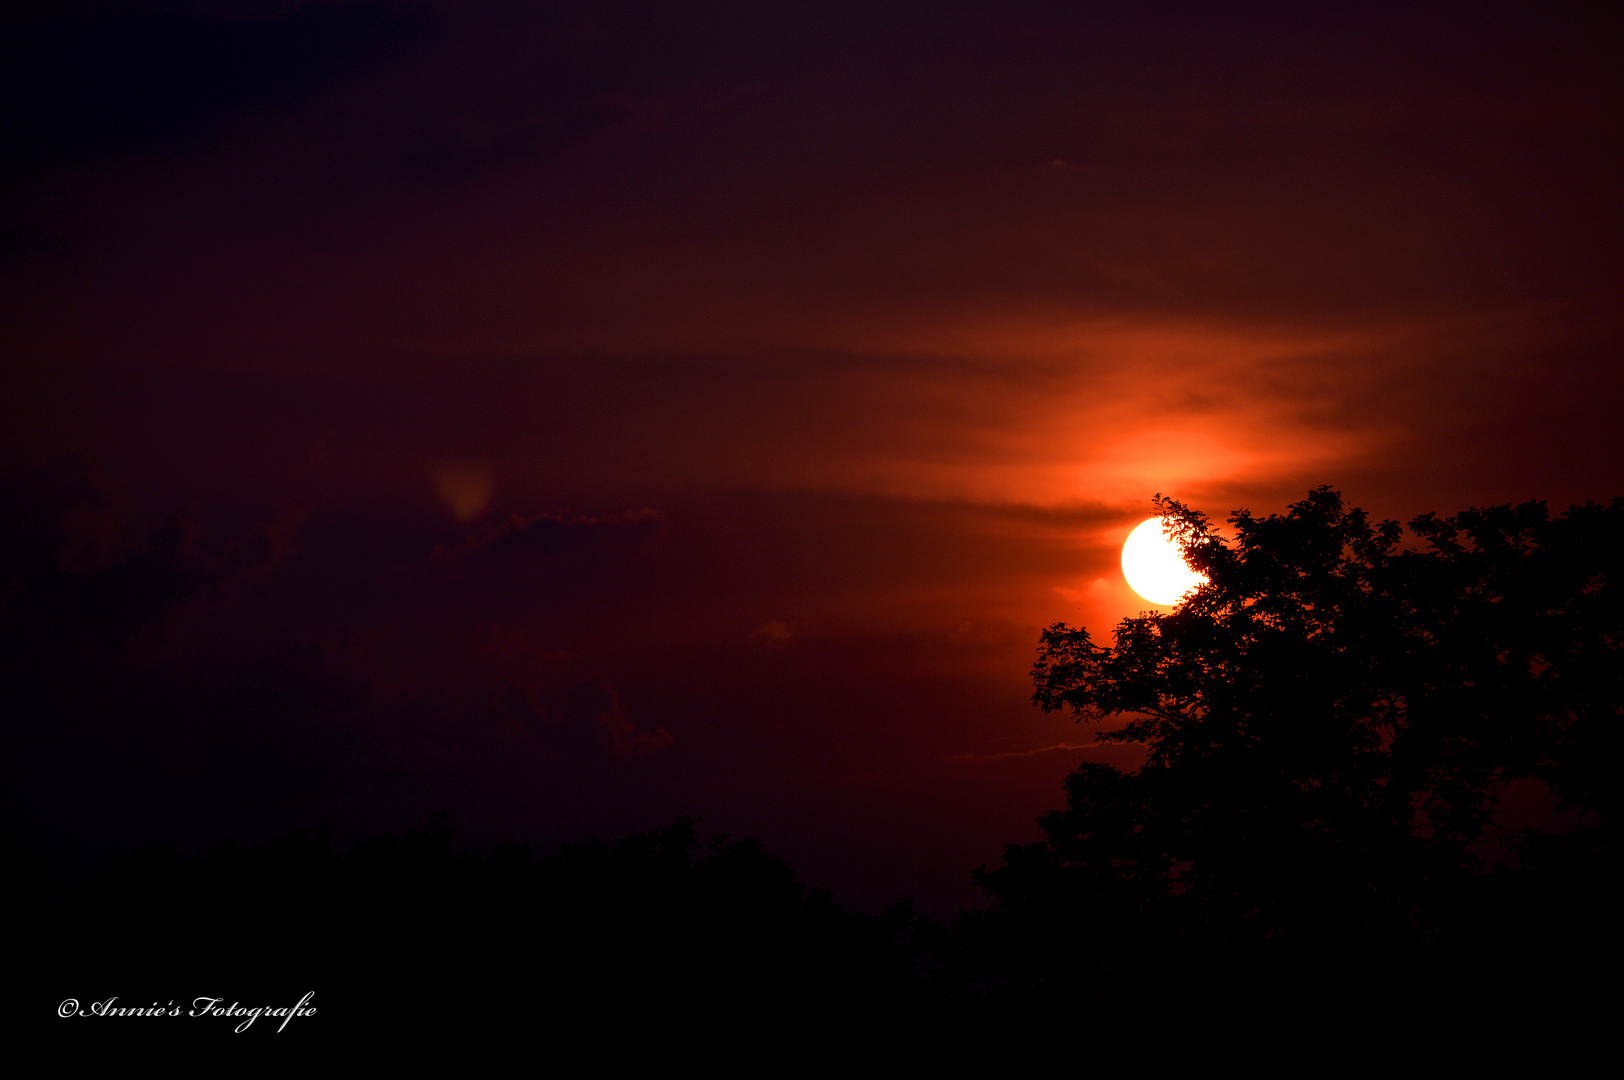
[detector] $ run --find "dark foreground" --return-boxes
[12,812,1609,1060]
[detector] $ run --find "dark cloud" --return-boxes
[395,102,650,183]
[0,457,201,649]
[479,508,661,559]
[501,676,673,756]
[0,2,432,177]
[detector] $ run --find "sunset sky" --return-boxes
[4,0,1620,912]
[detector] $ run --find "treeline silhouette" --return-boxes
[13,487,1618,1050]
[16,815,954,1047]
[978,489,1617,1035]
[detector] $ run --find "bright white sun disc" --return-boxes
[1121,517,1207,606]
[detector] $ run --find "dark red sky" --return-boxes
[3,0,1621,912]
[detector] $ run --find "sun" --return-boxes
[1121,517,1206,606]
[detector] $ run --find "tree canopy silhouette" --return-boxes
[974,487,1618,1009]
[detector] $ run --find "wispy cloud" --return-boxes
[946,743,1098,762]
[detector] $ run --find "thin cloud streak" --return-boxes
[946,743,1098,762]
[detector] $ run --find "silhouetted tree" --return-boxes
[976,487,1619,1012]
